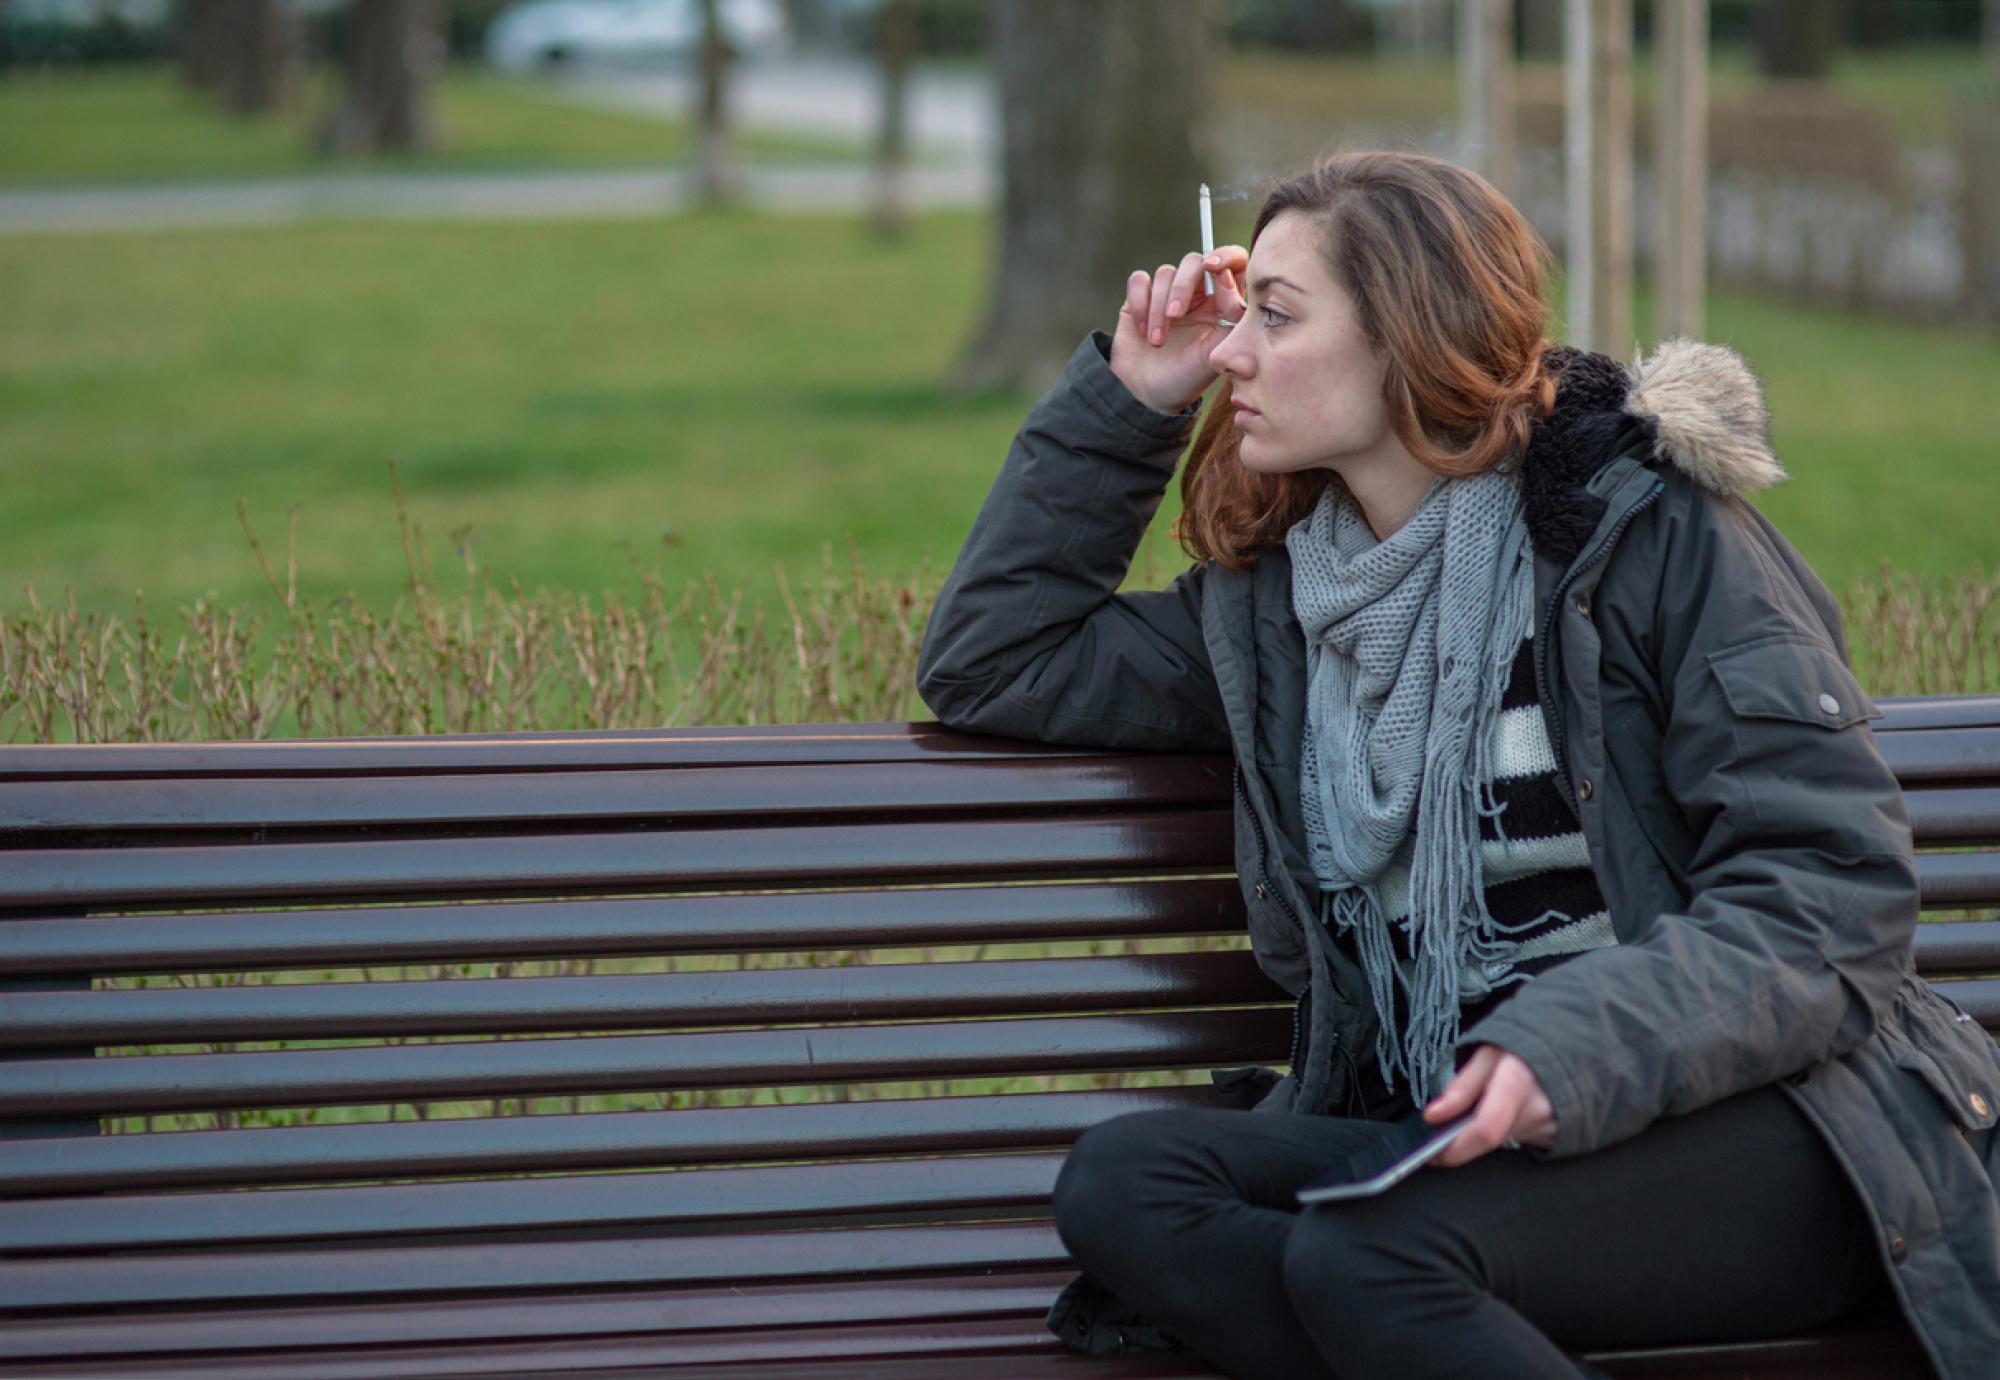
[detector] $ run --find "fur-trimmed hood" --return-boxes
[1520,338,1783,568]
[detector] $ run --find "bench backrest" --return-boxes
[1,700,1995,1351]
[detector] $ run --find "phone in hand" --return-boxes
[1295,1111,1477,1205]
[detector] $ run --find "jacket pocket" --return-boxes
[1708,634,1882,730]
[1889,987,2000,1133]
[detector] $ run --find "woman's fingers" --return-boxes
[1163,250,1209,325]
[1147,263,1177,345]
[1424,1048,1557,1168]
[1129,245,1252,346]
[1423,1044,1496,1124]
[1123,270,1151,329]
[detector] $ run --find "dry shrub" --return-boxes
[1841,561,2000,698]
[0,472,935,744]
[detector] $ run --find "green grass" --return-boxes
[0,62,863,186]
[1221,45,1998,150]
[0,210,1993,624]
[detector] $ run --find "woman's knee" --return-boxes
[1052,1109,1195,1262]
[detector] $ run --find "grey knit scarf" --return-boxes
[1286,467,1538,1103]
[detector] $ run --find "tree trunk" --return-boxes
[1519,0,1564,60]
[956,0,1220,394]
[1566,0,1633,355]
[1755,0,1840,81]
[696,0,744,204]
[1654,0,1709,342]
[217,0,300,118]
[317,0,446,157]
[874,0,917,238]
[1959,100,2000,325]
[178,0,228,92]
[1459,0,1516,196]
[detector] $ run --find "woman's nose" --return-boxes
[1208,322,1249,377]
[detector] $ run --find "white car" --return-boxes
[485,0,790,72]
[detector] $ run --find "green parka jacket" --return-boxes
[916,330,2000,1378]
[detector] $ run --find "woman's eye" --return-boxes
[1259,305,1289,328]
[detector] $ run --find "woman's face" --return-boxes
[1205,210,1398,476]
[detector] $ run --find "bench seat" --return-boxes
[4,699,1994,1377]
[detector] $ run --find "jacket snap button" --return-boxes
[1889,1234,1909,1263]
[1972,1093,1990,1118]
[1577,778,1594,801]
[1818,692,1841,716]
[1574,596,1590,617]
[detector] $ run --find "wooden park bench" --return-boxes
[3,695,1995,1377]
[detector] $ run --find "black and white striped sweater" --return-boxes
[1325,630,1615,1037]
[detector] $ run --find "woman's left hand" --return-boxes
[1422,1044,1557,1167]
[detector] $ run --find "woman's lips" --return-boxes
[1231,402,1259,422]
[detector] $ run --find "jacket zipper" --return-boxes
[1533,477,1667,817]
[1233,762,1313,1073]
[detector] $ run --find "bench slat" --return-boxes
[0,1282,1923,1380]
[0,1007,1292,1118]
[1,951,1274,1048]
[0,1087,1219,1195]
[0,757,1231,834]
[0,723,1092,781]
[1,1151,1071,1253]
[1875,726,2000,784]
[0,812,1235,908]
[1,694,1988,784]
[0,1318,1093,1379]
[0,1270,1079,1364]
[1904,786,2000,844]
[1911,919,2000,975]
[0,1219,1071,1311]
[1870,695,2000,731]
[1915,851,2000,907]
[0,879,1246,978]
[4,825,1987,914]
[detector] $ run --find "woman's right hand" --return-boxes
[1108,245,1249,416]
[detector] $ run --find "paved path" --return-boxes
[0,163,993,235]
[0,56,994,235]
[550,54,995,158]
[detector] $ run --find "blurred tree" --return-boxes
[874,0,917,238]
[1225,0,1365,51]
[178,0,227,92]
[780,0,841,49]
[317,0,446,155]
[696,0,744,203]
[957,0,1221,393]
[1754,0,1839,80]
[178,0,298,116]
[219,0,299,116]
[1519,0,1563,60]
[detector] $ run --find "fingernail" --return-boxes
[1166,301,1182,317]
[1151,329,1162,345]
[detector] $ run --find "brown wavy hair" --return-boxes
[1176,152,1559,569]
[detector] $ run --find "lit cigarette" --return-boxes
[1200,183,1216,296]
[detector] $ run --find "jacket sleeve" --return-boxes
[1461,478,1920,1157]
[915,331,1229,751]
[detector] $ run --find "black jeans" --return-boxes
[1050,1082,1884,1380]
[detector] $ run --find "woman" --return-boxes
[916,153,2000,1379]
